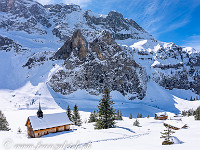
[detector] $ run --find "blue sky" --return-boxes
[37,0,200,50]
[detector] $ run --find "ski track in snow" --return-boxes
[75,132,149,149]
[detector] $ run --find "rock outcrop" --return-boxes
[0,35,24,52]
[54,29,88,61]
[49,30,147,100]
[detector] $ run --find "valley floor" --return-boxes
[0,109,200,150]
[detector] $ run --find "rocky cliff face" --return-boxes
[0,35,25,52]
[54,29,88,61]
[0,0,154,42]
[0,0,51,34]
[1,0,200,99]
[132,42,200,94]
[48,30,147,100]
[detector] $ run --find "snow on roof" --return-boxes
[155,112,175,117]
[164,120,186,129]
[155,112,167,116]
[28,112,72,131]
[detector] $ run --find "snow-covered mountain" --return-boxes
[0,0,200,114]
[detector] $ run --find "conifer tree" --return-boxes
[66,105,72,121]
[115,110,123,120]
[119,111,123,120]
[160,127,175,145]
[190,96,193,101]
[88,111,97,123]
[72,104,82,126]
[140,113,143,118]
[182,110,187,116]
[137,113,142,118]
[195,106,200,120]
[115,110,120,120]
[95,89,115,129]
[0,110,10,131]
[129,113,133,119]
[137,113,140,118]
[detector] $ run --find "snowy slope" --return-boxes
[1,110,200,150]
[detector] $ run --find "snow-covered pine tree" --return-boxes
[129,113,133,119]
[88,111,97,123]
[115,110,122,120]
[137,113,142,118]
[133,119,140,127]
[137,113,140,118]
[95,89,115,129]
[0,110,10,131]
[72,104,82,126]
[66,105,72,121]
[115,110,120,120]
[195,106,200,120]
[140,113,143,118]
[182,110,187,116]
[119,111,123,120]
[160,126,175,145]
[190,96,193,101]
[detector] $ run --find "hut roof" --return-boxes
[155,112,174,117]
[27,112,72,131]
[164,120,186,129]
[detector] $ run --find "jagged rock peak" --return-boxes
[71,29,88,60]
[54,29,123,61]
[54,29,88,60]
[108,11,123,18]
[49,30,147,100]
[44,3,81,12]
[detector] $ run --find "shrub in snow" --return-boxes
[17,127,22,134]
[160,126,175,145]
[133,119,140,127]
[0,110,10,131]
[195,106,200,120]
[95,89,115,129]
[129,113,133,119]
[182,109,195,117]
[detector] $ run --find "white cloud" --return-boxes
[183,35,200,52]
[36,0,91,8]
